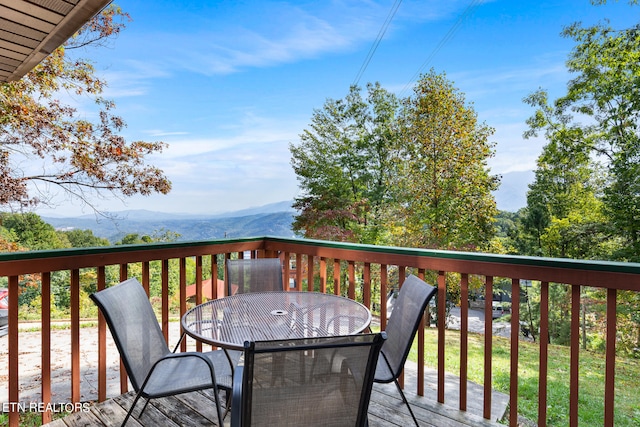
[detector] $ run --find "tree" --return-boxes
[62,229,110,248]
[521,92,614,259]
[290,83,400,244]
[523,7,640,260]
[0,212,68,250]
[0,5,171,213]
[518,1,640,354]
[393,70,499,250]
[115,228,180,245]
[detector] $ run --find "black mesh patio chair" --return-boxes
[225,258,284,295]
[375,274,437,426]
[231,333,386,427]
[90,278,232,427]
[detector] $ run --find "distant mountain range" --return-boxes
[42,172,533,243]
[43,201,298,243]
[493,170,534,212]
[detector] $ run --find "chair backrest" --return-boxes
[225,258,283,295]
[233,333,386,427]
[90,278,170,391]
[380,274,437,381]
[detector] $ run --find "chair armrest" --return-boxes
[142,351,219,391]
[231,365,244,427]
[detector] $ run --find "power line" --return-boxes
[400,0,481,97]
[352,0,403,87]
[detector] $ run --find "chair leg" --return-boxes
[121,391,145,427]
[139,397,151,417]
[211,384,224,427]
[394,378,419,427]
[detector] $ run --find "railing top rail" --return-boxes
[0,236,265,262]
[2,235,640,289]
[261,236,640,275]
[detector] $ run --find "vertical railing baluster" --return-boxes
[538,281,549,427]
[348,261,355,300]
[460,273,469,411]
[307,255,314,292]
[483,275,493,419]
[333,259,341,295]
[212,254,220,299]
[380,264,388,330]
[119,264,128,394]
[41,272,51,424]
[417,268,426,397]
[604,287,617,427]
[399,265,406,390]
[97,266,107,403]
[319,257,327,293]
[71,269,80,403]
[161,259,169,343]
[509,278,520,427]
[570,284,581,427]
[296,253,303,292]
[8,275,19,427]
[437,270,446,404]
[179,258,187,352]
[363,262,371,309]
[195,256,203,352]
[142,261,150,295]
[283,252,291,290]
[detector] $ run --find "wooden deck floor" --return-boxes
[42,365,509,427]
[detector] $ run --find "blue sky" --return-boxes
[36,0,639,216]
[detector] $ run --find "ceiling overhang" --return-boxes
[0,0,112,83]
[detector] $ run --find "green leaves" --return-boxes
[395,70,498,250]
[291,83,400,244]
[291,73,499,251]
[523,4,640,261]
[0,5,170,213]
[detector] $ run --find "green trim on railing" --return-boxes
[0,236,265,261]
[261,236,640,275]
[1,235,640,275]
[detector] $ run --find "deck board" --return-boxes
[43,374,508,427]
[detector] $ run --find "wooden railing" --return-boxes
[2,236,640,427]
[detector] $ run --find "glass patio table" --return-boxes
[181,291,372,350]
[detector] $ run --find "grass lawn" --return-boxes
[406,327,640,426]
